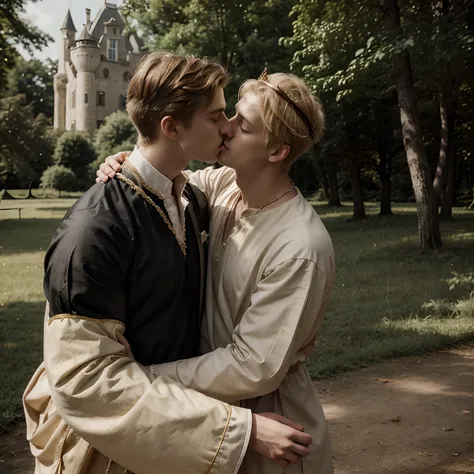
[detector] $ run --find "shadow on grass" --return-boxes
[0,219,61,256]
[307,313,474,381]
[0,300,45,432]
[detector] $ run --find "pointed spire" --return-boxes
[61,9,76,32]
[77,24,98,44]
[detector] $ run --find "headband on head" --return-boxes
[257,68,314,139]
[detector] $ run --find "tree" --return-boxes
[94,111,137,160]
[286,0,474,247]
[0,0,52,90]
[121,0,296,106]
[40,165,77,196]
[6,57,56,119]
[382,0,441,250]
[0,94,54,195]
[54,132,96,189]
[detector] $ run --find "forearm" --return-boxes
[151,344,292,403]
[45,316,251,474]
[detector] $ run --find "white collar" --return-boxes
[127,146,187,199]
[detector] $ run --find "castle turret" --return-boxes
[54,9,76,130]
[70,25,101,134]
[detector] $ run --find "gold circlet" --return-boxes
[257,67,314,139]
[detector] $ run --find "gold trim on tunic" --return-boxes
[116,170,187,257]
[205,405,233,474]
[48,314,126,331]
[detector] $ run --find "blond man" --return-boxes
[23,54,313,474]
[99,70,335,473]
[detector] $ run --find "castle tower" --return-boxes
[70,25,101,134]
[54,9,76,130]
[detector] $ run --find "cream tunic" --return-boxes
[158,167,335,474]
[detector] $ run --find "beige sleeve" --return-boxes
[186,166,236,207]
[154,257,334,403]
[44,315,252,474]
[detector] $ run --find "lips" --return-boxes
[219,141,229,152]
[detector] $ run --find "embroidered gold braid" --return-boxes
[48,314,126,331]
[115,172,186,256]
[205,405,233,474]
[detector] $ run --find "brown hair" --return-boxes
[127,52,228,144]
[239,73,324,164]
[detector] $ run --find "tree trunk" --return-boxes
[383,0,442,250]
[440,146,456,219]
[432,0,455,219]
[318,163,330,201]
[351,160,367,220]
[26,179,35,199]
[379,174,393,216]
[377,134,394,216]
[327,161,342,206]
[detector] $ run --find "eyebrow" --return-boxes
[235,106,254,128]
[207,107,226,115]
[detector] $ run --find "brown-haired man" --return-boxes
[23,53,312,474]
[97,69,335,474]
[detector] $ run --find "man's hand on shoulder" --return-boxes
[96,151,130,183]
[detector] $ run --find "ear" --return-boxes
[160,115,178,139]
[269,144,290,163]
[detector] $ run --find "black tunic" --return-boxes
[44,167,208,366]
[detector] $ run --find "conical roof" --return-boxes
[77,25,98,43]
[61,9,76,32]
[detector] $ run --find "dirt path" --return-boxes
[318,344,474,473]
[1,345,473,473]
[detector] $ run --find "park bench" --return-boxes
[0,207,23,219]
[0,191,23,219]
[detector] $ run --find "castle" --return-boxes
[54,2,145,134]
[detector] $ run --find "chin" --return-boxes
[201,156,219,165]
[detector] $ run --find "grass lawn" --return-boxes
[1,195,473,432]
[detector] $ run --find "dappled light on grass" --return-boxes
[306,202,474,379]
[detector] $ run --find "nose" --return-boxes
[220,115,234,139]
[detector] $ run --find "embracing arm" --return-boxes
[153,257,334,403]
[43,202,251,474]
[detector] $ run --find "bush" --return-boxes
[54,132,96,189]
[94,111,137,160]
[40,165,77,195]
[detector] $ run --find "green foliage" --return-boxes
[121,0,296,107]
[40,165,77,193]
[0,0,52,90]
[54,132,96,189]
[94,111,137,160]
[0,94,54,189]
[5,57,56,119]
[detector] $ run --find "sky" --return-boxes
[20,0,123,61]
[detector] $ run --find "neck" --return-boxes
[137,141,187,181]
[235,166,294,211]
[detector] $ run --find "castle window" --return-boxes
[97,91,105,107]
[119,95,126,110]
[84,93,88,104]
[72,90,76,109]
[103,68,110,78]
[97,120,104,129]
[108,39,118,61]
[113,27,118,35]
[71,121,76,131]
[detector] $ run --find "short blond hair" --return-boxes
[127,52,228,144]
[239,73,324,163]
